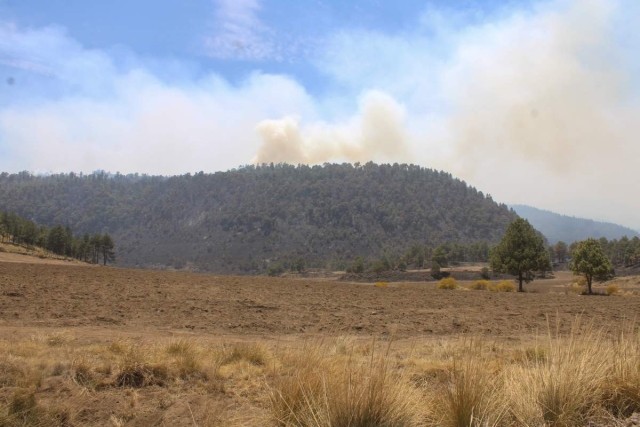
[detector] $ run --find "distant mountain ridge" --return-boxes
[0,163,518,273]
[511,204,639,244]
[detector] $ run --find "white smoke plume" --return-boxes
[253,91,411,164]
[441,0,639,176]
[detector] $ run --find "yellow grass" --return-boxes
[489,281,516,292]
[468,280,490,291]
[438,277,459,290]
[0,324,639,426]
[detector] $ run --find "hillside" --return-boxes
[0,163,518,273]
[512,204,640,244]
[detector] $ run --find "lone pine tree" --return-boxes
[490,218,549,292]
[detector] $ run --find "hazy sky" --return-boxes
[0,0,638,230]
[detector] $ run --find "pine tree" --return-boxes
[490,219,548,292]
[570,238,613,295]
[100,233,116,266]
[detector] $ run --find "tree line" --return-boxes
[490,219,615,294]
[342,241,493,275]
[548,236,640,268]
[0,211,116,265]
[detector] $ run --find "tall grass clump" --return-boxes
[600,327,640,417]
[506,324,612,426]
[218,343,268,367]
[166,339,208,380]
[429,342,502,427]
[115,344,167,388]
[268,341,421,427]
[438,278,458,290]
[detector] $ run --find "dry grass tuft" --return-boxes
[600,329,640,418]
[218,343,269,367]
[375,282,388,288]
[167,340,209,380]
[115,344,167,388]
[468,280,490,291]
[606,284,621,296]
[71,355,95,387]
[268,341,421,427]
[489,281,516,292]
[505,325,610,426]
[566,283,583,295]
[429,342,501,427]
[438,278,458,290]
[0,390,71,426]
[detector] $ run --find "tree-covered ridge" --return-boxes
[511,204,640,244]
[0,163,518,273]
[0,211,115,264]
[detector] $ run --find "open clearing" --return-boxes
[1,258,639,426]
[1,261,639,337]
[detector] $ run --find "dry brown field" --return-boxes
[1,255,639,426]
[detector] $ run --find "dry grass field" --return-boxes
[1,255,639,426]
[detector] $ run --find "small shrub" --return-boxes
[438,277,458,290]
[480,267,490,280]
[346,256,365,274]
[374,282,388,288]
[468,280,489,291]
[490,281,515,292]
[267,263,285,277]
[606,284,620,296]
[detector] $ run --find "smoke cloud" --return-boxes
[253,91,410,164]
[441,0,639,176]
[1,0,640,228]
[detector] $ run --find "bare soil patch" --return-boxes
[1,261,638,338]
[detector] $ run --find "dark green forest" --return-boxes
[0,211,115,265]
[0,163,519,273]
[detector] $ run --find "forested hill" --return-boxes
[512,205,640,244]
[0,163,518,273]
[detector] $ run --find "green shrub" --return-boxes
[267,263,285,277]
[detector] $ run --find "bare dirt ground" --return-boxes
[1,257,639,426]
[1,260,638,339]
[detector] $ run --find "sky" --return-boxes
[0,0,639,230]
